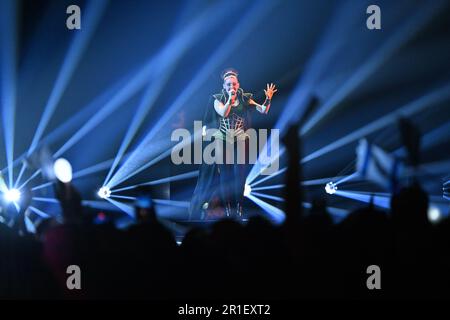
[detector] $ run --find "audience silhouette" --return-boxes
[0,120,448,300]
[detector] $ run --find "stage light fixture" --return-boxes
[325,182,338,195]
[53,158,73,183]
[4,188,21,203]
[98,186,111,199]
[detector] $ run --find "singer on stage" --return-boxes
[189,69,277,219]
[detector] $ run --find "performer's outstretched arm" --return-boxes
[249,97,271,114]
[249,83,277,114]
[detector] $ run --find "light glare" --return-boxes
[4,188,21,203]
[325,182,338,195]
[98,186,111,199]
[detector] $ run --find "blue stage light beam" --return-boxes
[248,0,447,186]
[443,179,449,196]
[245,193,285,224]
[325,181,338,195]
[13,71,133,188]
[108,0,278,188]
[102,0,241,187]
[27,0,108,157]
[249,167,287,188]
[153,199,190,209]
[336,190,447,205]
[4,188,20,204]
[0,0,18,188]
[249,176,355,201]
[82,200,123,212]
[52,2,233,162]
[246,144,285,186]
[111,170,199,193]
[326,206,349,220]
[302,83,450,164]
[394,121,450,157]
[18,169,41,190]
[250,172,351,192]
[334,190,391,209]
[102,71,174,187]
[246,1,361,186]
[12,202,20,213]
[32,197,59,204]
[110,195,136,201]
[30,151,136,191]
[171,0,202,34]
[275,1,356,132]
[42,61,152,166]
[251,184,285,192]
[105,198,134,218]
[28,206,50,218]
[31,182,53,192]
[428,205,448,223]
[337,190,448,221]
[301,0,447,135]
[255,83,449,189]
[32,161,112,191]
[334,172,359,185]
[413,160,450,176]
[111,125,205,189]
[0,172,8,193]
[73,159,119,180]
[108,147,173,189]
[302,175,350,186]
[250,191,284,203]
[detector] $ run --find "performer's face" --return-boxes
[223,77,239,95]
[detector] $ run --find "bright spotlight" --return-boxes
[428,206,442,223]
[98,186,111,199]
[244,184,252,197]
[325,182,337,195]
[4,188,21,203]
[53,158,73,183]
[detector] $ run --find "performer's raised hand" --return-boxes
[264,83,277,100]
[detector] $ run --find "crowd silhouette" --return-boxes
[0,121,449,300]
